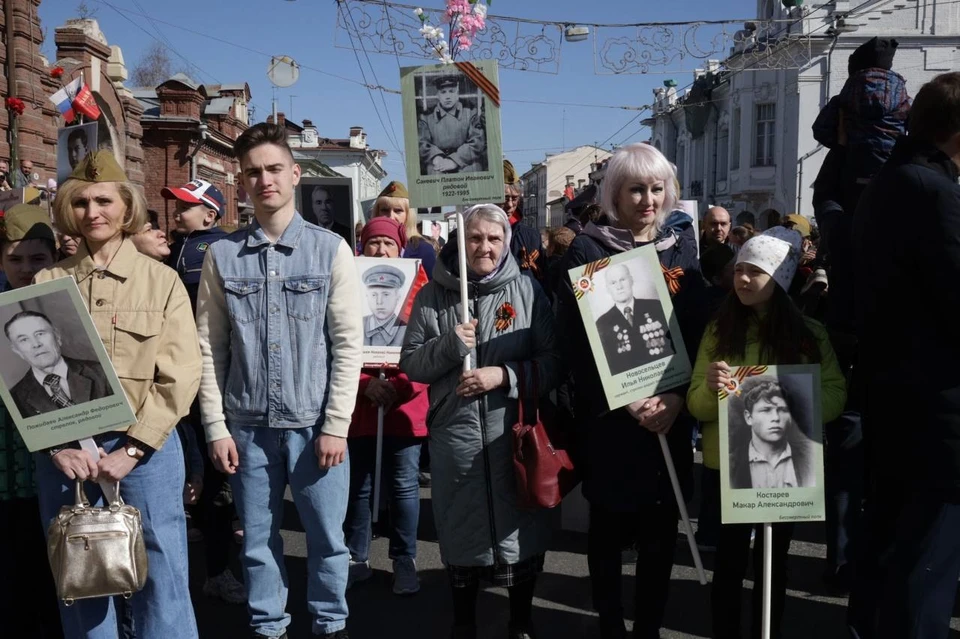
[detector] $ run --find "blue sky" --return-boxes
[41,0,758,183]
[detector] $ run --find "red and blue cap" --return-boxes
[161,179,224,218]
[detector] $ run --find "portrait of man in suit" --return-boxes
[4,310,112,417]
[728,377,815,490]
[596,262,674,376]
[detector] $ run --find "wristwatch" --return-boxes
[125,439,146,460]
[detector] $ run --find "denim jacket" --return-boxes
[196,212,364,441]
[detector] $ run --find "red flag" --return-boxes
[399,264,429,324]
[73,84,102,120]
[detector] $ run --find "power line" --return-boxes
[341,1,406,170]
[338,3,407,170]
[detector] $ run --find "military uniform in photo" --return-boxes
[418,75,486,175]
[362,264,407,348]
[596,298,674,376]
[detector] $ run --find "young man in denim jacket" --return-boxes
[196,122,363,639]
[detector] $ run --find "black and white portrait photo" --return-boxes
[0,290,113,418]
[590,260,675,376]
[362,263,408,348]
[355,257,420,366]
[298,177,354,248]
[726,374,817,490]
[415,70,488,176]
[57,122,98,184]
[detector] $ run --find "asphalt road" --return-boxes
[189,479,960,639]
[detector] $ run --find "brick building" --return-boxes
[0,6,142,188]
[136,73,251,233]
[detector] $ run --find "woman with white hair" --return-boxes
[401,204,562,639]
[556,143,704,639]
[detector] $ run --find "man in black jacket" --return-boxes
[503,159,548,289]
[848,72,960,639]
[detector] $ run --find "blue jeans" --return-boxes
[344,436,422,562]
[34,433,197,639]
[230,425,350,637]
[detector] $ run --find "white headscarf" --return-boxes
[462,203,513,283]
[736,226,803,292]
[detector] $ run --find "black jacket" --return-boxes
[556,221,704,510]
[11,356,113,418]
[510,219,548,290]
[166,227,229,311]
[854,137,960,497]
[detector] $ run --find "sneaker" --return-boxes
[801,268,828,295]
[508,624,537,639]
[203,569,247,604]
[392,557,420,595]
[347,559,373,589]
[418,471,432,487]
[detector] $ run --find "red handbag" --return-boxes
[512,363,578,509]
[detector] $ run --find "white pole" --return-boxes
[762,522,773,639]
[658,433,707,585]
[372,369,386,524]
[455,210,471,372]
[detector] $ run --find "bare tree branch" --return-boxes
[131,42,174,88]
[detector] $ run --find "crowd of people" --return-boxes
[1,51,959,639]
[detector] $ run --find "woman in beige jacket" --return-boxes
[32,151,202,639]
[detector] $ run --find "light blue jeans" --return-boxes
[34,432,197,639]
[230,425,350,637]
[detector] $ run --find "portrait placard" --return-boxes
[401,60,504,208]
[718,364,825,524]
[57,122,98,185]
[567,244,691,409]
[0,277,136,451]
[356,257,423,367]
[297,177,354,248]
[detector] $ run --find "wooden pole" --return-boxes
[455,210,471,372]
[762,522,773,639]
[658,433,707,585]
[372,369,386,523]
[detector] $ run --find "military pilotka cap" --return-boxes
[378,181,409,200]
[503,159,520,185]
[1,204,55,243]
[434,75,460,90]
[68,150,128,183]
[363,264,405,289]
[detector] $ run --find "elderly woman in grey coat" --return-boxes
[401,204,562,639]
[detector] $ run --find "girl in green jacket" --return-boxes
[687,226,846,639]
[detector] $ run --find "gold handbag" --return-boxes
[46,481,148,605]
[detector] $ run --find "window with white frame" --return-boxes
[717,128,729,181]
[730,108,741,170]
[754,103,776,167]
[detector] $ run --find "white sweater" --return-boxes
[195,240,363,442]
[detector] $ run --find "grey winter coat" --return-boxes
[400,245,562,568]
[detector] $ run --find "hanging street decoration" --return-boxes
[336,0,815,75]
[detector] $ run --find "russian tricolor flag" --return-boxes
[49,77,83,122]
